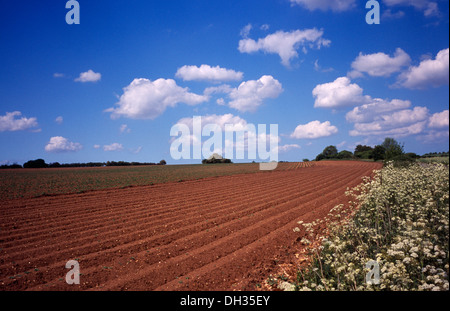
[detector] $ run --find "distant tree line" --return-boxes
[421,151,449,158]
[1,159,167,169]
[314,137,425,165]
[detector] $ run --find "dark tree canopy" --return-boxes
[382,137,404,160]
[23,159,48,169]
[322,145,338,159]
[372,145,386,161]
[354,145,373,154]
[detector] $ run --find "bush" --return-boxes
[289,163,449,291]
[388,154,415,168]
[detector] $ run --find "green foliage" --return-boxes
[388,154,416,168]
[316,147,353,161]
[315,153,325,161]
[354,145,373,154]
[337,150,354,159]
[372,145,386,162]
[355,150,373,159]
[322,146,338,159]
[382,137,404,160]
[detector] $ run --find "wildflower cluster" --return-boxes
[290,162,449,291]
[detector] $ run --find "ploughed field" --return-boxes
[0,161,382,291]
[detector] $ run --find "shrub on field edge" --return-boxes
[284,162,449,291]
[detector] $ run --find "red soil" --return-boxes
[0,161,382,291]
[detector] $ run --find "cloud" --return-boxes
[290,120,338,139]
[240,24,253,38]
[103,143,124,152]
[106,78,208,120]
[277,144,301,153]
[417,129,449,143]
[53,73,65,78]
[45,136,82,153]
[349,107,430,137]
[429,110,449,128]
[120,124,131,133]
[382,9,406,20]
[75,69,101,83]
[313,77,369,109]
[314,59,334,73]
[0,111,39,132]
[175,65,243,82]
[176,114,249,132]
[383,0,439,16]
[348,48,411,78]
[289,0,356,12]
[238,28,331,67]
[346,98,412,123]
[131,146,143,154]
[55,116,63,124]
[396,48,449,89]
[228,75,283,112]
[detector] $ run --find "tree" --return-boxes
[23,159,48,168]
[354,145,373,154]
[337,150,354,159]
[159,160,167,165]
[382,137,404,160]
[372,145,386,161]
[315,153,325,161]
[354,145,374,159]
[322,146,338,159]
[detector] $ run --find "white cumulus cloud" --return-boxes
[313,77,369,109]
[396,48,449,89]
[349,107,430,137]
[0,111,39,132]
[349,48,411,78]
[290,120,338,139]
[106,78,208,120]
[228,75,283,112]
[429,110,449,128]
[238,28,331,67]
[75,69,101,83]
[45,136,82,153]
[346,99,412,123]
[175,65,243,82]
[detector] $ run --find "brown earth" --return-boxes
[0,161,382,291]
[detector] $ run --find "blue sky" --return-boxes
[0,0,449,165]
